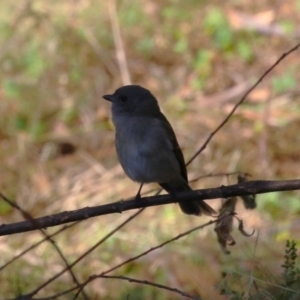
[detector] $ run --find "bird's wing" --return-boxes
[156,113,188,182]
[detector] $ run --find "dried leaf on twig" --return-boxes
[237,218,255,237]
[215,197,237,254]
[215,197,255,254]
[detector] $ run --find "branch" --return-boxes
[0,222,78,271]
[0,195,90,300]
[76,275,201,300]
[186,42,300,166]
[35,274,201,300]
[1,179,299,236]
[27,218,218,299]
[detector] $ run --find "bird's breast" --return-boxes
[113,117,180,183]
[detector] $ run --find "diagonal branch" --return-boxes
[186,42,300,166]
[1,179,299,236]
[73,275,201,300]
[0,194,90,300]
[27,218,219,300]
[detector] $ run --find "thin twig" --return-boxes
[101,219,217,275]
[21,208,145,298]
[186,42,300,166]
[0,222,78,271]
[5,43,300,299]
[74,275,201,300]
[31,218,220,300]
[0,194,89,300]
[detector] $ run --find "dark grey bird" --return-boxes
[103,85,215,216]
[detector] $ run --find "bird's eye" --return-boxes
[120,95,127,102]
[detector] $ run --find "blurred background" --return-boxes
[0,0,299,299]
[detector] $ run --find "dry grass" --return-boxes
[0,0,300,299]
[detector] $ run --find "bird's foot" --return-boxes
[134,183,144,209]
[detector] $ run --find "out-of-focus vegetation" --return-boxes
[0,0,299,299]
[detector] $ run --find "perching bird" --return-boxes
[103,85,215,216]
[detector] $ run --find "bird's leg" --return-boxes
[134,183,144,207]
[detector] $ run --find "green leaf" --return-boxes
[271,72,297,94]
[203,8,233,51]
[3,80,20,98]
[24,42,47,79]
[14,116,27,130]
[236,40,254,62]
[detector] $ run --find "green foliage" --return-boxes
[219,240,300,299]
[288,195,300,213]
[203,8,233,51]
[259,193,283,218]
[70,60,83,84]
[13,115,27,131]
[0,1,299,298]
[259,192,300,219]
[271,70,297,94]
[119,1,144,26]
[3,80,21,98]
[24,41,48,79]
[162,4,190,21]
[191,49,213,90]
[173,37,188,53]
[136,37,155,55]
[236,40,254,62]
[281,240,300,286]
[279,20,296,34]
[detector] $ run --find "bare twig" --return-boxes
[0,222,78,271]
[73,275,201,300]
[0,194,89,300]
[186,42,300,166]
[35,274,201,300]
[20,208,145,298]
[3,43,299,299]
[30,218,220,300]
[1,179,300,236]
[100,219,217,276]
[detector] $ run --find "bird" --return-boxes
[103,85,216,216]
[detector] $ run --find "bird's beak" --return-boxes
[103,94,114,102]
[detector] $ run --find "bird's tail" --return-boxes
[178,199,216,216]
[159,181,216,216]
